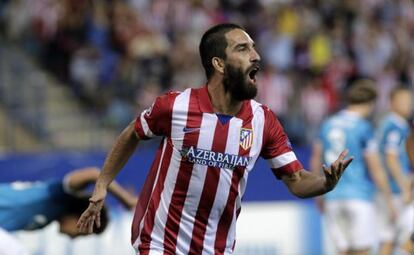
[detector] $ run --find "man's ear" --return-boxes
[212,57,225,75]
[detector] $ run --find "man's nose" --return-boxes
[250,49,261,63]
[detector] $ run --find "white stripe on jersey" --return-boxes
[148,89,191,252]
[268,151,298,169]
[176,113,217,254]
[201,117,243,255]
[224,101,265,253]
[132,138,168,250]
[171,89,193,140]
[140,111,155,138]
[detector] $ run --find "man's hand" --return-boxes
[77,189,107,234]
[323,149,353,192]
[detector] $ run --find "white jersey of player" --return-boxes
[133,86,302,255]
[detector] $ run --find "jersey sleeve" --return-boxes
[383,126,403,154]
[135,92,178,139]
[260,106,303,179]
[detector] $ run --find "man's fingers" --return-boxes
[337,149,349,161]
[78,216,89,234]
[342,157,353,170]
[95,212,101,228]
[76,200,106,234]
[77,209,95,234]
[88,216,95,234]
[77,214,86,231]
[322,164,330,175]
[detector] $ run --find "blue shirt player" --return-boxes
[310,79,394,255]
[376,86,413,255]
[0,167,137,255]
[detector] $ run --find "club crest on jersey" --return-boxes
[240,128,253,150]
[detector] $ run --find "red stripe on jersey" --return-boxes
[131,138,166,242]
[214,166,245,254]
[231,207,242,251]
[146,92,179,137]
[163,90,203,254]
[214,108,253,254]
[188,121,230,254]
[272,160,303,179]
[135,92,180,139]
[136,138,174,252]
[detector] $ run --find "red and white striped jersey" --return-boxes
[133,86,303,255]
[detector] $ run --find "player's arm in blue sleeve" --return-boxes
[64,167,137,209]
[362,125,395,216]
[383,126,412,203]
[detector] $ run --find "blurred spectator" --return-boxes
[257,66,293,121]
[300,75,330,143]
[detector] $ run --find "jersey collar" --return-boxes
[197,85,252,120]
[341,109,363,119]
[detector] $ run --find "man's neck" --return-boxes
[206,77,243,116]
[346,104,370,118]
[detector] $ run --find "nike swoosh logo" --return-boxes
[183,127,200,133]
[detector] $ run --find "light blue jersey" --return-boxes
[319,110,376,201]
[377,113,411,194]
[0,179,72,231]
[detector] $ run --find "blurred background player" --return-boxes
[377,86,413,255]
[399,109,414,255]
[310,80,394,255]
[408,116,414,168]
[407,114,414,252]
[0,167,137,255]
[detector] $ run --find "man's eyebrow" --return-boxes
[234,42,249,49]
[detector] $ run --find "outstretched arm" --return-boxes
[385,150,412,204]
[77,120,140,234]
[364,151,396,218]
[282,149,353,198]
[66,167,137,209]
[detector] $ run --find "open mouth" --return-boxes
[248,66,260,83]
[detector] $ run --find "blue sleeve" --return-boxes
[383,125,404,152]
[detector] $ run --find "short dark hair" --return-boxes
[199,23,244,79]
[345,79,378,105]
[65,195,109,234]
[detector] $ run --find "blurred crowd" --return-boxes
[0,0,413,145]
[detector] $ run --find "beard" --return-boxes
[223,64,257,101]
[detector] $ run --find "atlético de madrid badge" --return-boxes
[240,128,253,150]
